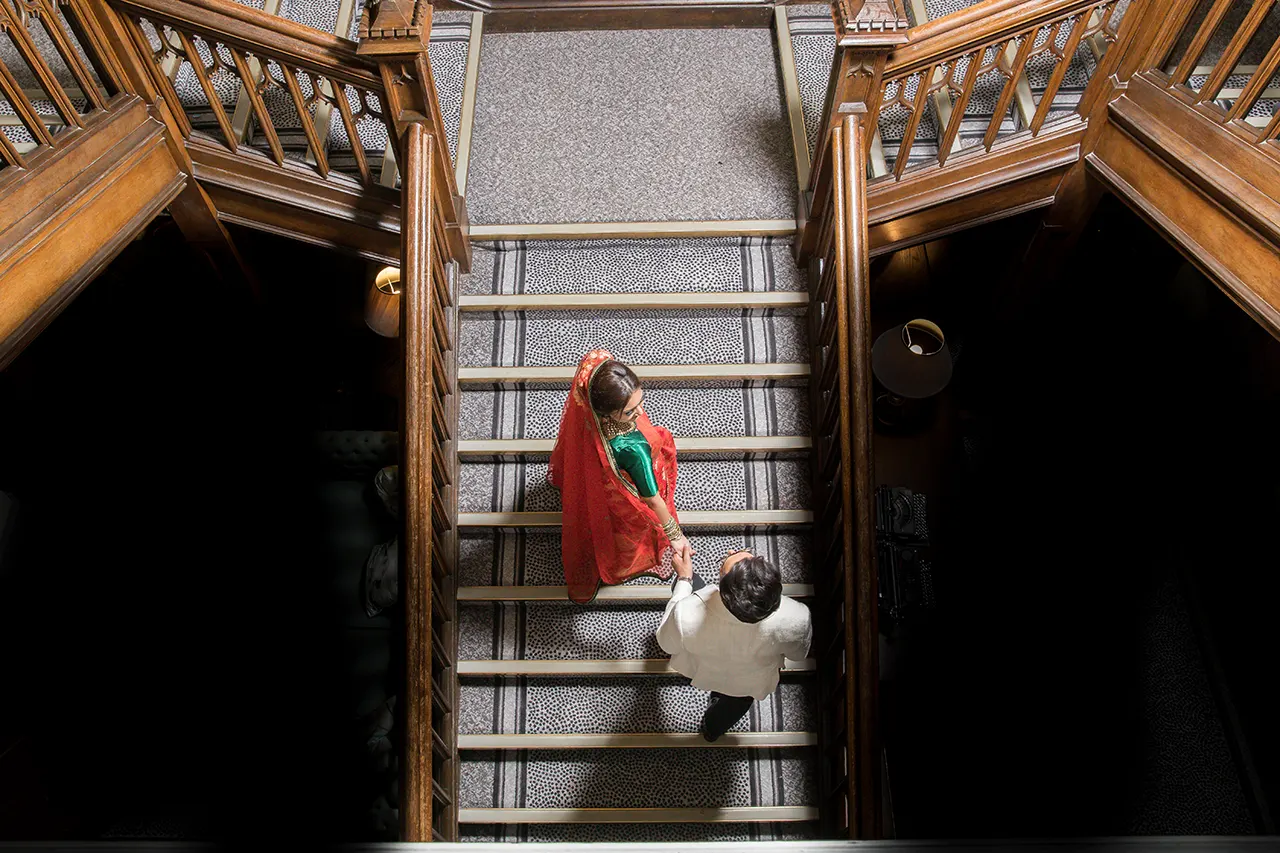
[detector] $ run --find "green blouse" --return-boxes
[608,429,659,498]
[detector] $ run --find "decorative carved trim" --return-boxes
[359,0,429,46]
[836,0,910,47]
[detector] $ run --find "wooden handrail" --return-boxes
[107,0,380,85]
[806,114,879,839]
[889,0,1100,75]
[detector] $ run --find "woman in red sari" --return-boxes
[549,349,690,603]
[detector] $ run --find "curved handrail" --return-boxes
[887,0,1112,78]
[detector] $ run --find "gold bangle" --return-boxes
[662,517,684,543]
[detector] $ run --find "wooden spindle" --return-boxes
[229,47,284,165]
[893,72,932,179]
[1030,13,1092,133]
[1170,0,1239,85]
[177,31,238,151]
[1225,29,1280,121]
[1198,0,1278,103]
[985,34,1037,149]
[332,82,371,185]
[279,63,329,177]
[936,50,983,166]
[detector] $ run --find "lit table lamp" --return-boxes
[365,266,401,337]
[871,319,953,430]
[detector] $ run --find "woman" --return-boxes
[550,349,690,603]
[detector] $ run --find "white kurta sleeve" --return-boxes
[656,580,692,655]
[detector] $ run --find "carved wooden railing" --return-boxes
[1147,0,1280,152]
[95,0,467,267]
[0,0,127,169]
[102,0,386,185]
[873,0,1124,179]
[804,113,878,840]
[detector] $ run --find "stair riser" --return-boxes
[465,238,802,296]
[461,386,810,441]
[457,459,812,514]
[460,676,816,736]
[460,530,813,587]
[458,602,814,663]
[459,747,817,810]
[459,314,808,368]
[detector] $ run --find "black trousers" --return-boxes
[677,573,755,739]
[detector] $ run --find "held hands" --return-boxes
[672,539,695,579]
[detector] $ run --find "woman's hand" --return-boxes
[672,543,694,580]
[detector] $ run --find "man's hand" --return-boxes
[672,541,694,580]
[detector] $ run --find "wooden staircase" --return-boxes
[5,0,1280,843]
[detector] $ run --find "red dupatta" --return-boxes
[548,349,680,603]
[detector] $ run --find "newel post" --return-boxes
[800,0,908,258]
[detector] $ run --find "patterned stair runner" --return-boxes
[454,238,820,841]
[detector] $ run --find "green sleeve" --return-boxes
[609,432,660,498]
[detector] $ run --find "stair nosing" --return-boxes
[457,658,815,676]
[457,806,819,824]
[459,363,810,384]
[459,510,814,528]
[457,732,818,749]
[459,292,810,311]
[458,583,815,601]
[458,436,812,456]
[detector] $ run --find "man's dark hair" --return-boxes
[720,556,782,623]
[590,360,641,416]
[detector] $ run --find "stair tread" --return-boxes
[460,530,813,587]
[460,746,816,810]
[459,458,811,514]
[461,386,810,441]
[458,363,810,383]
[458,732,817,748]
[457,583,814,601]
[460,292,809,310]
[457,659,815,675]
[458,806,819,823]
[459,510,813,527]
[460,678,816,736]
[459,436,811,456]
[464,237,802,297]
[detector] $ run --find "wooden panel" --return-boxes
[0,101,184,368]
[1087,104,1280,337]
[188,140,402,264]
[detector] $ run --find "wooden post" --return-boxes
[840,111,879,841]
[357,2,457,841]
[800,0,908,259]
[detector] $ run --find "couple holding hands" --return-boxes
[550,350,812,740]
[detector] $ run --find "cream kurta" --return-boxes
[656,579,812,700]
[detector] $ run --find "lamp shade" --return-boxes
[871,319,953,399]
[365,266,401,338]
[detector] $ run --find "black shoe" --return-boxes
[698,720,719,743]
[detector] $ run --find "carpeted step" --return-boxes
[457,458,811,514]
[459,310,809,368]
[466,29,796,224]
[460,675,816,736]
[460,386,810,440]
[458,600,813,663]
[460,529,813,587]
[459,747,817,810]
[465,238,803,296]
[460,821,816,841]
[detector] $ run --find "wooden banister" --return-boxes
[805,113,880,840]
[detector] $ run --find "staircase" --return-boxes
[451,229,819,837]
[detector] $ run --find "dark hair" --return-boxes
[589,360,641,416]
[720,556,782,624]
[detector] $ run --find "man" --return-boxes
[656,546,813,742]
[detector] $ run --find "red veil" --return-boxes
[549,349,680,603]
